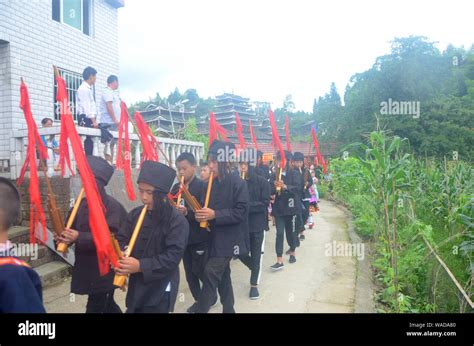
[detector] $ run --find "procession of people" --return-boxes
[0,66,325,314]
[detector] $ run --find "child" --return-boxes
[170,152,209,313]
[199,161,211,183]
[116,161,189,313]
[0,177,45,313]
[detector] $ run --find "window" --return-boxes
[52,0,92,36]
[53,68,83,121]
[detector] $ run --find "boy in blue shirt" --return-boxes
[0,177,45,313]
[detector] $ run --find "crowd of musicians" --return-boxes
[0,142,325,313]
[0,67,326,314]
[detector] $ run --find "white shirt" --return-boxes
[99,87,121,124]
[76,81,97,119]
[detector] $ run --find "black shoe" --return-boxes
[300,234,305,241]
[289,255,296,264]
[249,287,260,300]
[271,262,284,271]
[186,302,199,313]
[285,249,291,255]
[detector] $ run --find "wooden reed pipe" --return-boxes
[176,175,184,206]
[276,167,283,193]
[58,188,84,253]
[200,171,213,229]
[114,205,148,288]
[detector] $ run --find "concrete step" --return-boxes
[8,226,31,244]
[15,245,57,268]
[34,261,72,288]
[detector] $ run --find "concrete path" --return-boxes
[43,199,373,313]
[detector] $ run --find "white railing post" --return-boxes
[171,144,176,168]
[134,140,141,168]
[92,137,100,157]
[46,137,54,177]
[10,136,23,180]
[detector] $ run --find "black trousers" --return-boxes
[78,114,94,156]
[302,200,310,226]
[132,292,171,313]
[183,242,208,302]
[239,231,265,286]
[86,290,122,313]
[197,257,234,313]
[275,215,297,257]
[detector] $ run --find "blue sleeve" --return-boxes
[0,266,46,313]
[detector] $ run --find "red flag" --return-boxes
[215,118,228,142]
[208,113,217,147]
[116,102,135,200]
[208,112,228,147]
[134,112,160,162]
[56,75,118,275]
[311,127,327,173]
[56,79,74,177]
[269,110,286,168]
[234,112,246,149]
[249,119,259,152]
[285,115,292,152]
[17,81,48,243]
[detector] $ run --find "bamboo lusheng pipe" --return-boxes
[176,175,185,206]
[110,233,123,261]
[114,205,148,288]
[276,166,283,194]
[181,183,211,232]
[38,159,69,253]
[59,188,85,253]
[200,171,213,229]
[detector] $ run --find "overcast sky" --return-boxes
[118,0,474,112]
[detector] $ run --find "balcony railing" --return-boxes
[10,126,205,179]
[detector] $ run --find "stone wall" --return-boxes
[17,176,71,229]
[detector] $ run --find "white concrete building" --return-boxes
[0,0,124,174]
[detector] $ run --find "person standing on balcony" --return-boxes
[40,118,60,170]
[76,67,98,156]
[98,75,121,164]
